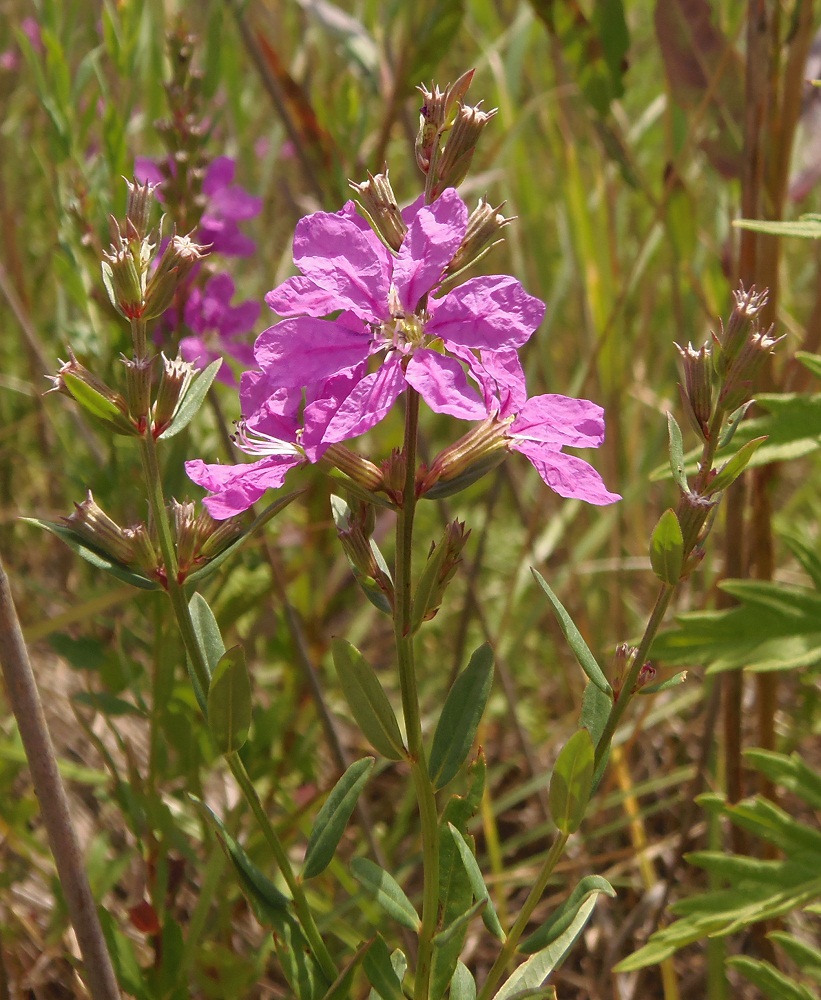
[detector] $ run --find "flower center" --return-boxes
[378,284,429,353]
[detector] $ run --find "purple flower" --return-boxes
[470,354,620,505]
[180,273,259,384]
[257,188,545,444]
[134,155,262,256]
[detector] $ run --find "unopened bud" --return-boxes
[415,69,475,175]
[125,177,158,242]
[434,103,496,196]
[122,522,160,578]
[122,353,156,426]
[63,491,135,565]
[331,495,394,612]
[380,449,407,505]
[447,198,511,276]
[101,226,145,320]
[350,172,407,252]
[419,417,510,498]
[717,325,782,413]
[48,349,139,437]
[675,490,719,557]
[676,342,713,441]
[410,520,470,630]
[143,233,208,321]
[153,353,197,435]
[715,284,769,376]
[324,443,384,491]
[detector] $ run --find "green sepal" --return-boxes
[331,640,406,760]
[532,570,611,695]
[520,875,616,953]
[303,757,375,879]
[22,518,161,590]
[704,435,767,495]
[649,508,684,585]
[350,858,421,931]
[549,729,594,835]
[207,644,251,755]
[157,358,221,439]
[429,643,494,789]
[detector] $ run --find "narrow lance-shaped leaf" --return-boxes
[447,823,505,941]
[549,729,594,835]
[331,640,406,760]
[433,898,487,948]
[639,671,688,696]
[532,570,611,695]
[362,934,404,1000]
[521,875,616,953]
[350,858,421,932]
[303,757,375,879]
[704,435,768,495]
[649,508,684,585]
[450,963,477,1000]
[207,645,251,755]
[429,643,494,790]
[187,592,224,714]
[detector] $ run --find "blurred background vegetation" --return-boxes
[0,0,819,997]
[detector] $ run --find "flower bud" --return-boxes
[125,177,158,242]
[122,522,160,578]
[676,341,713,441]
[152,353,197,436]
[410,519,470,629]
[62,490,135,565]
[350,172,407,252]
[48,349,140,437]
[415,69,474,175]
[122,353,156,427]
[419,417,510,497]
[675,489,719,557]
[715,284,769,376]
[324,443,384,491]
[332,496,394,612]
[717,325,782,413]
[143,233,208,321]
[446,198,512,276]
[101,225,146,320]
[434,102,497,196]
[380,449,407,505]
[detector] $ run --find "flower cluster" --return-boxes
[188,187,619,517]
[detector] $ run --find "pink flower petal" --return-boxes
[393,188,467,312]
[186,453,302,519]
[202,156,236,196]
[254,318,368,386]
[289,206,391,321]
[405,350,486,419]
[266,276,348,318]
[511,440,621,505]
[322,358,406,444]
[430,275,545,351]
[511,395,606,448]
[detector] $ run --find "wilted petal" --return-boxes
[185,453,302,519]
[322,357,406,444]
[511,440,621,505]
[290,207,391,321]
[254,317,368,386]
[430,275,545,350]
[405,350,485,419]
[512,394,606,449]
[393,188,467,312]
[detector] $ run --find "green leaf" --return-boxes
[331,640,406,760]
[429,643,494,790]
[531,570,611,694]
[192,797,291,925]
[303,757,375,879]
[795,350,821,380]
[21,518,162,591]
[638,671,688,695]
[433,898,487,948]
[649,508,684,585]
[320,939,372,1000]
[187,592,224,713]
[207,645,251,755]
[157,358,221,439]
[350,858,421,931]
[726,956,816,1000]
[521,876,616,953]
[703,436,767,495]
[744,749,821,810]
[450,963,477,1000]
[367,948,407,1000]
[492,892,603,998]
[667,413,688,491]
[767,932,821,984]
[734,215,821,239]
[447,823,505,941]
[362,934,404,1000]
[549,729,594,835]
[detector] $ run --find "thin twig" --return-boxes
[0,551,120,1000]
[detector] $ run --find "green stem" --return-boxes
[394,390,439,1000]
[593,583,675,772]
[138,431,337,985]
[476,833,570,1000]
